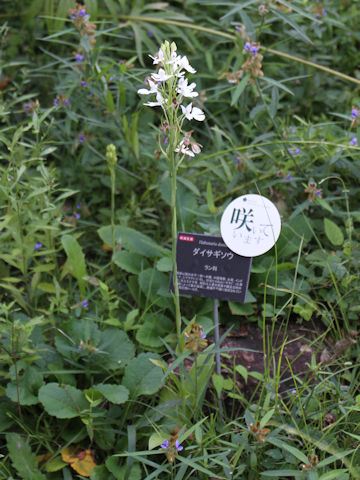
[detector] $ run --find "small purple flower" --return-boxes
[77,202,82,209]
[75,53,84,62]
[184,332,189,338]
[316,190,322,196]
[200,328,206,339]
[89,92,93,97]
[247,425,251,431]
[147,29,153,37]
[71,12,77,19]
[291,128,296,134]
[322,9,327,15]
[289,148,301,156]
[81,299,88,308]
[80,80,87,87]
[350,137,357,145]
[175,440,183,451]
[292,389,297,394]
[78,343,83,349]
[351,108,358,118]
[161,440,169,449]
[24,104,31,111]
[235,26,242,32]
[78,134,85,143]
[109,76,114,82]
[250,46,258,55]
[74,212,80,219]
[243,42,251,52]
[286,173,292,180]
[34,242,42,250]
[54,98,60,106]
[64,99,69,106]
[79,8,87,17]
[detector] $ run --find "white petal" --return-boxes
[138,88,152,95]
[191,106,205,121]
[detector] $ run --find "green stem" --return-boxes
[169,143,181,344]
[110,168,116,252]
[120,15,360,86]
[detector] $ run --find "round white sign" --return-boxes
[220,194,281,257]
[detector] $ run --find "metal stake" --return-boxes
[213,298,223,421]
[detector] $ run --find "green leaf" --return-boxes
[93,383,129,404]
[6,362,43,405]
[156,256,172,272]
[261,470,302,477]
[267,437,308,464]
[324,218,344,246]
[106,457,142,480]
[38,383,89,418]
[206,181,217,213]
[61,234,87,297]
[7,433,46,480]
[136,313,173,349]
[212,373,224,397]
[122,353,163,398]
[106,90,115,113]
[112,250,146,274]
[98,327,135,369]
[231,74,251,106]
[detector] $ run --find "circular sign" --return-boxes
[220,194,281,257]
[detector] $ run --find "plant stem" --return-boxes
[169,138,182,344]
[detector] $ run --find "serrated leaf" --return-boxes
[7,433,46,480]
[324,218,344,246]
[38,383,89,418]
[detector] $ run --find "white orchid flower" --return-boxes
[175,141,195,157]
[149,49,164,65]
[177,77,198,98]
[151,68,173,82]
[137,78,158,95]
[178,56,196,74]
[144,91,165,107]
[181,104,205,121]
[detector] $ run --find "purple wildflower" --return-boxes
[89,92,93,97]
[34,242,42,250]
[54,98,60,106]
[175,440,183,452]
[350,137,357,145]
[71,12,77,19]
[78,343,83,349]
[292,389,297,394]
[351,108,358,118]
[250,46,258,55]
[161,440,169,449]
[81,299,88,308]
[200,328,206,339]
[75,53,84,62]
[291,128,296,134]
[77,202,82,209]
[286,173,292,180]
[79,8,87,17]
[78,134,85,143]
[64,99,69,106]
[74,212,80,219]
[80,80,87,87]
[24,104,31,111]
[147,29,153,37]
[243,42,251,52]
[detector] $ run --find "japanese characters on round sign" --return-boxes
[220,194,281,257]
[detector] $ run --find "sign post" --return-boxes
[172,194,281,420]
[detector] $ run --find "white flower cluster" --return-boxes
[138,41,205,157]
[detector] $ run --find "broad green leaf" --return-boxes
[6,362,43,405]
[212,373,224,397]
[122,353,163,398]
[93,384,129,404]
[7,433,46,480]
[38,383,89,418]
[136,313,173,349]
[267,437,308,464]
[324,218,344,246]
[106,457,142,480]
[112,250,147,274]
[156,256,172,272]
[61,234,87,297]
